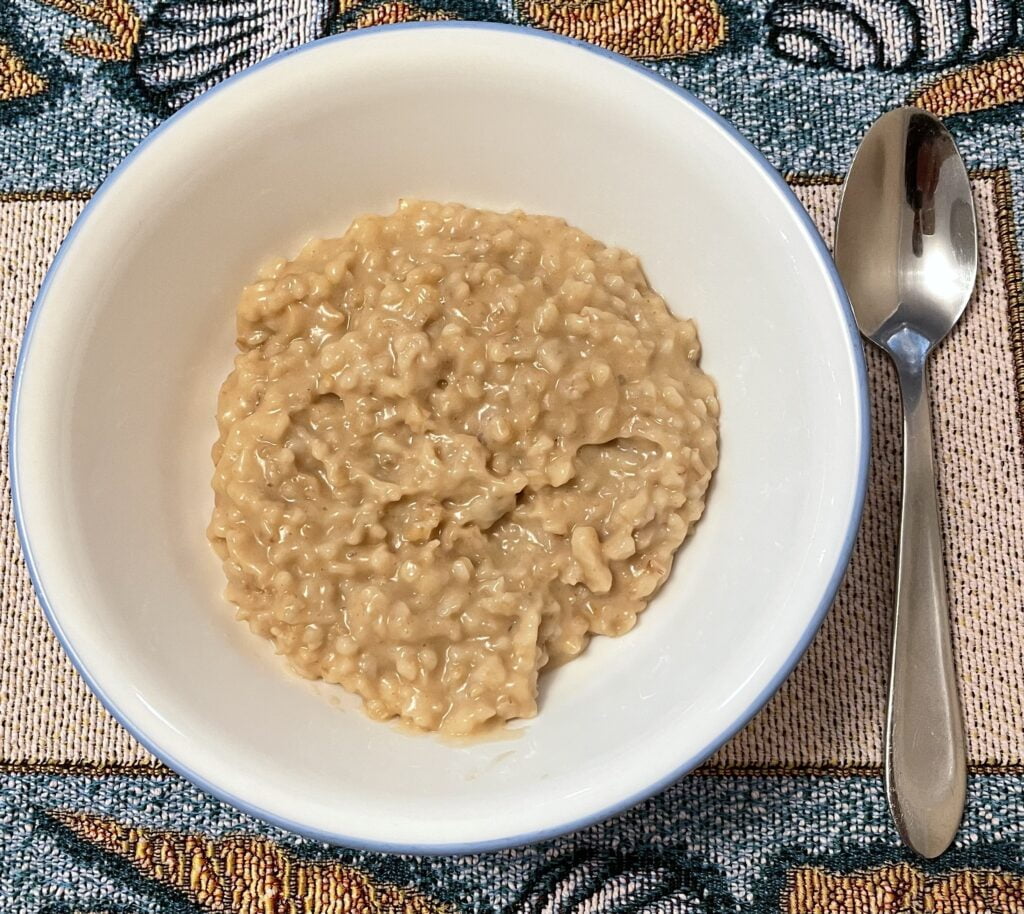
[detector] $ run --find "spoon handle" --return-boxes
[887,355,967,859]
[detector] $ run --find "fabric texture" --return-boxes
[1,0,1023,910]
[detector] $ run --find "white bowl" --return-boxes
[11,23,868,852]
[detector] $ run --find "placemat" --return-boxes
[2,1,1023,910]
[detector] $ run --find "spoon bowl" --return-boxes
[836,108,977,352]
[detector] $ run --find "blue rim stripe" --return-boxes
[8,21,870,855]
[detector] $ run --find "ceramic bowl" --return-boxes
[10,23,868,852]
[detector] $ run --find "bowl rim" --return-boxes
[9,20,869,854]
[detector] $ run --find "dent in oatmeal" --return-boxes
[208,200,719,735]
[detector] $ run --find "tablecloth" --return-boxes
[1,1,1023,910]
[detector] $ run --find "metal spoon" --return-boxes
[834,107,976,858]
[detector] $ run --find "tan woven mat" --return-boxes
[2,177,1022,773]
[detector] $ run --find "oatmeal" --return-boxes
[208,200,719,735]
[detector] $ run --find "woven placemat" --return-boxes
[2,179,1021,774]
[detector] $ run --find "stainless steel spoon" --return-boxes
[834,107,976,858]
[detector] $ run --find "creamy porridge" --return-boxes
[208,200,719,735]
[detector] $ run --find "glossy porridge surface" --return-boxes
[209,200,719,735]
